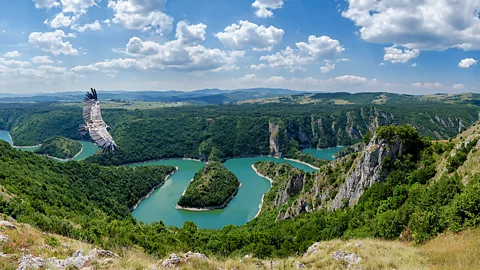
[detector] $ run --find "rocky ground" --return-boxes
[1,216,480,269]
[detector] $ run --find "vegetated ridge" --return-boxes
[34,136,82,159]
[177,162,241,210]
[1,122,480,268]
[1,100,478,167]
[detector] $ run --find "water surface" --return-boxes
[132,156,318,229]
[301,146,346,161]
[0,130,98,160]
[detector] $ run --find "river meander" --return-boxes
[1,130,343,229]
[0,130,98,161]
[131,155,333,229]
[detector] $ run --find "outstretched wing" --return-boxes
[82,88,101,124]
[89,124,117,153]
[81,88,117,153]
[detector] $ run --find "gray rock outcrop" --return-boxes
[331,249,362,267]
[17,255,45,270]
[0,220,17,229]
[330,134,403,209]
[269,122,281,157]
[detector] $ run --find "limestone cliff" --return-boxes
[256,126,412,221]
[330,134,404,210]
[269,121,281,157]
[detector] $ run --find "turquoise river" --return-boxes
[1,130,343,229]
[0,130,99,161]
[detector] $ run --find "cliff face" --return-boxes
[275,173,305,207]
[269,121,281,157]
[256,128,409,221]
[330,135,403,210]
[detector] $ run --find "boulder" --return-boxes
[47,250,92,269]
[161,253,182,268]
[184,251,208,261]
[0,220,17,229]
[0,234,8,242]
[17,254,45,270]
[88,248,119,258]
[296,262,307,268]
[304,242,322,257]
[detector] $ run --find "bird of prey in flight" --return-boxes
[79,88,117,153]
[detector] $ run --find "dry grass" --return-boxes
[2,217,480,270]
[421,228,480,270]
[331,99,355,105]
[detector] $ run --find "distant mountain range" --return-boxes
[0,88,305,104]
[1,89,479,106]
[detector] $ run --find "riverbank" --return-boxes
[123,157,202,167]
[130,167,179,211]
[180,178,194,196]
[251,164,274,218]
[175,183,242,212]
[41,145,84,162]
[6,131,42,149]
[283,158,320,170]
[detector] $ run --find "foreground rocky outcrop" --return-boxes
[161,251,209,268]
[17,249,119,270]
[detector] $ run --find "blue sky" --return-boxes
[0,0,479,94]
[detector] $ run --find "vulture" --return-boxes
[79,88,117,153]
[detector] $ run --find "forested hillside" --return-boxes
[1,124,480,262]
[34,136,82,159]
[177,162,240,209]
[1,101,478,166]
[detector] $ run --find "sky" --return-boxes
[0,0,479,94]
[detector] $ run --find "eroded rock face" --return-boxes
[0,220,17,230]
[269,122,281,157]
[275,174,305,207]
[17,255,45,270]
[330,134,403,210]
[47,250,92,269]
[161,254,181,268]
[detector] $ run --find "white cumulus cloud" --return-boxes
[252,0,284,18]
[72,20,102,32]
[458,58,478,68]
[260,35,345,72]
[342,0,480,51]
[176,21,207,44]
[384,45,419,64]
[250,64,266,70]
[452,84,465,90]
[44,13,72,28]
[60,0,96,14]
[28,30,78,55]
[4,51,22,58]
[215,21,284,51]
[412,82,442,89]
[32,56,54,64]
[75,21,244,73]
[33,0,60,9]
[108,0,173,35]
[320,61,335,73]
